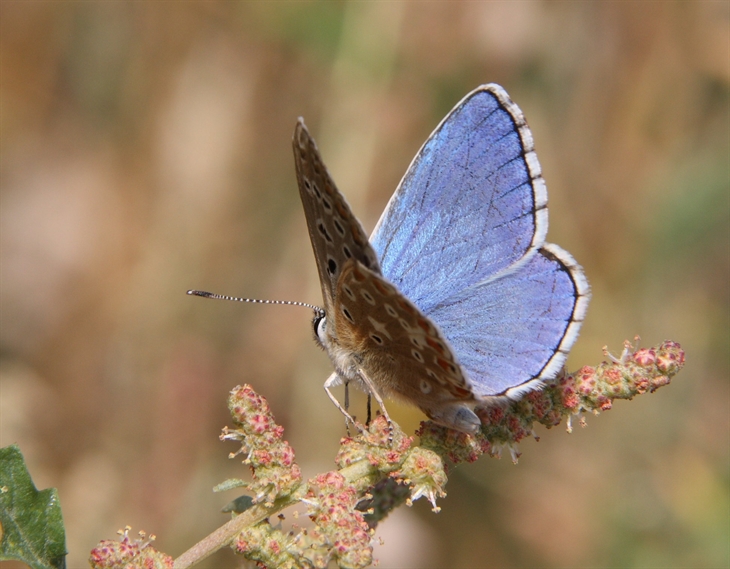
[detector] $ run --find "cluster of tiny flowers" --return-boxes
[85,343,685,569]
[334,416,447,512]
[395,446,447,511]
[335,416,412,475]
[176,343,686,568]
[222,384,302,505]
[89,527,172,569]
[233,472,373,569]
[567,339,685,415]
[417,423,491,464]
[222,388,375,568]
[420,340,685,465]
[300,471,373,569]
[234,522,299,569]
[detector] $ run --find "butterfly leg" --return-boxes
[366,393,372,426]
[343,380,351,436]
[324,372,365,434]
[357,368,393,439]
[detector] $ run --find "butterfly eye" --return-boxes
[313,314,327,346]
[312,314,327,338]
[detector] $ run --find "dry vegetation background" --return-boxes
[1,3,728,568]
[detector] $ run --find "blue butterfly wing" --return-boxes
[427,244,589,397]
[371,84,589,397]
[371,84,548,314]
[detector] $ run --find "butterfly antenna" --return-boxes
[187,290,324,316]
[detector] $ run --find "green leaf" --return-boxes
[221,495,255,514]
[0,445,67,569]
[212,478,247,493]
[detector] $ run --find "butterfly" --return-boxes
[293,84,590,435]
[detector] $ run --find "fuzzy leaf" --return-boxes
[0,445,67,569]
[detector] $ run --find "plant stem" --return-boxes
[173,494,298,569]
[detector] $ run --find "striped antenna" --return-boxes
[187,290,324,316]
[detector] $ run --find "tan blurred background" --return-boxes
[1,3,727,568]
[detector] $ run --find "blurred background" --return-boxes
[1,3,727,568]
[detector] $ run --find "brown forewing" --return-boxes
[292,120,380,313]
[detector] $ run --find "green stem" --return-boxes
[173,493,298,569]
[173,458,385,569]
